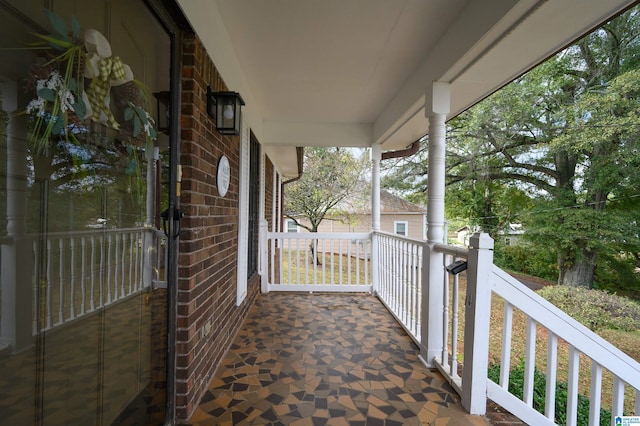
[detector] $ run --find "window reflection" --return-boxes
[0,1,169,424]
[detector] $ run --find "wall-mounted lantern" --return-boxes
[153,91,171,134]
[206,87,245,136]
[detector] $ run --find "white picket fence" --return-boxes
[263,229,640,425]
[30,228,166,333]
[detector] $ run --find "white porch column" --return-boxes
[1,80,32,352]
[420,82,449,367]
[370,144,382,232]
[370,144,382,294]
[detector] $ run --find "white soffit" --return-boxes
[179,0,636,174]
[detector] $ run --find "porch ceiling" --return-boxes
[177,0,636,177]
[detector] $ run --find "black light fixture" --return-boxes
[153,91,171,134]
[445,259,468,275]
[206,86,245,136]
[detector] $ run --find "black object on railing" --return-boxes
[446,259,468,275]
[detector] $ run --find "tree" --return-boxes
[383,6,640,288]
[284,147,367,233]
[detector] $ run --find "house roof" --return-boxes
[380,191,425,214]
[334,189,425,215]
[176,0,636,177]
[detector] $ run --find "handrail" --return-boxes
[492,267,640,389]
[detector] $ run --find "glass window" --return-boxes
[286,219,298,233]
[394,221,408,236]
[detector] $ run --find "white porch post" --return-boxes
[420,82,449,367]
[461,232,494,415]
[371,144,381,293]
[1,80,32,352]
[371,144,381,232]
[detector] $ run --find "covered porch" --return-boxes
[189,228,640,424]
[187,292,515,425]
[172,1,640,423]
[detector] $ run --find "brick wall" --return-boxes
[176,33,269,422]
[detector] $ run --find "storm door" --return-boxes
[0,0,172,424]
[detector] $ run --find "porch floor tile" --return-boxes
[187,293,522,425]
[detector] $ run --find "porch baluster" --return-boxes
[80,237,86,314]
[70,238,76,319]
[545,332,558,420]
[101,234,106,306]
[58,238,64,325]
[500,302,514,388]
[442,255,449,367]
[588,362,602,425]
[108,233,114,303]
[450,266,459,379]
[90,236,96,311]
[46,239,52,329]
[524,318,537,406]
[566,346,580,426]
[612,377,625,420]
[121,232,127,296]
[128,232,133,294]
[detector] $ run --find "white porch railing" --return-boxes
[263,231,372,292]
[262,229,640,425]
[432,234,640,425]
[375,231,423,343]
[484,267,640,425]
[29,227,166,334]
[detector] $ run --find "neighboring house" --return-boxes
[288,190,427,241]
[456,225,472,246]
[456,224,524,247]
[498,223,525,246]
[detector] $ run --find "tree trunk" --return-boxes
[558,248,596,288]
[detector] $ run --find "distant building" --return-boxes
[287,190,427,241]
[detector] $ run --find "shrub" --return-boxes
[488,360,611,426]
[537,286,640,332]
[493,243,558,282]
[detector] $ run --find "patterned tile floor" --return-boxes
[187,293,520,425]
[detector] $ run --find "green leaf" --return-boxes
[38,88,55,102]
[73,97,86,118]
[124,107,134,121]
[133,117,142,137]
[44,9,70,41]
[125,158,137,175]
[51,112,64,134]
[67,77,77,92]
[33,33,74,50]
[149,127,157,139]
[71,15,82,38]
[134,105,147,122]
